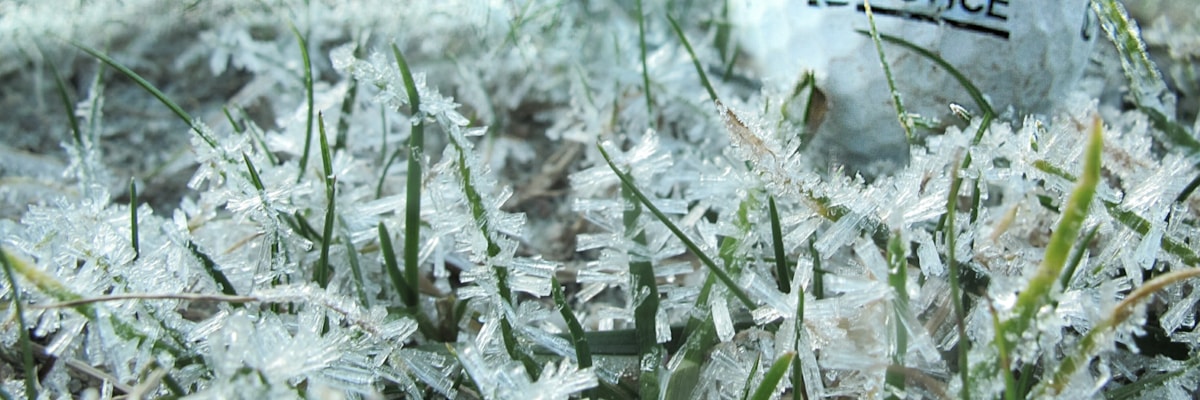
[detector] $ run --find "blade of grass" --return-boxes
[1,247,39,399]
[667,14,718,103]
[378,223,418,307]
[551,276,592,368]
[792,277,808,400]
[70,41,216,148]
[599,144,755,310]
[622,180,664,400]
[47,57,82,148]
[861,2,914,144]
[340,219,368,306]
[1003,116,1103,391]
[314,113,336,288]
[391,43,425,312]
[945,153,971,399]
[886,230,908,398]
[1039,267,1200,396]
[857,32,996,118]
[1105,352,1200,399]
[186,240,240,300]
[750,352,795,400]
[739,355,762,400]
[1059,225,1099,290]
[291,24,316,183]
[636,0,653,116]
[129,179,140,261]
[769,196,790,293]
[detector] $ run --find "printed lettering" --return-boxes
[987,0,1009,21]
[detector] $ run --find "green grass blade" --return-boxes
[861,2,914,144]
[622,180,664,399]
[392,43,426,310]
[667,14,719,103]
[636,0,653,116]
[378,222,418,307]
[740,355,762,400]
[1041,267,1200,396]
[599,144,755,310]
[1105,353,1200,399]
[291,24,316,183]
[47,57,82,147]
[242,153,266,191]
[186,240,240,299]
[314,113,336,288]
[1005,116,1103,390]
[1,247,39,399]
[70,41,216,148]
[552,276,592,368]
[129,179,140,261]
[945,154,971,399]
[340,224,368,307]
[886,230,908,397]
[858,32,996,118]
[1059,225,1099,290]
[792,278,808,400]
[750,352,795,400]
[769,196,791,293]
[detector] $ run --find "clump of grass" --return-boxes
[4,1,1199,398]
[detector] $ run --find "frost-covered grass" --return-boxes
[3,0,1200,399]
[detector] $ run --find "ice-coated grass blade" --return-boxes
[314,113,336,289]
[636,0,653,116]
[739,355,762,400]
[667,14,718,103]
[378,223,418,307]
[621,180,664,399]
[861,2,914,144]
[1,247,39,399]
[1039,267,1200,396]
[1090,0,1196,152]
[1003,116,1103,391]
[945,154,970,399]
[769,196,790,293]
[857,32,996,118]
[47,57,82,148]
[340,221,368,306]
[129,179,140,261]
[1059,225,1099,290]
[70,41,217,148]
[808,237,824,299]
[186,240,239,299]
[1105,353,1200,399]
[599,144,756,310]
[792,280,808,400]
[291,24,316,183]
[391,43,426,309]
[886,230,907,397]
[750,352,795,400]
[665,274,718,400]
[552,276,592,368]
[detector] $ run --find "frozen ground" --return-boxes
[2,0,1200,398]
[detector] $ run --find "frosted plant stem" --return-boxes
[636,0,652,116]
[1038,267,1200,396]
[314,113,336,289]
[862,0,914,144]
[291,24,315,183]
[392,43,424,308]
[945,154,970,400]
[1,247,38,399]
[599,144,756,310]
[1002,116,1103,393]
[70,41,216,148]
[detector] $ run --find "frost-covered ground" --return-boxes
[2,0,1200,399]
